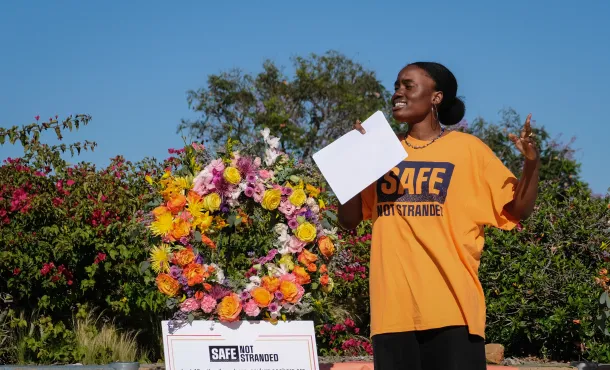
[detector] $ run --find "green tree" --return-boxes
[179,50,390,159]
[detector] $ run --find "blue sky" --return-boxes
[1,0,609,194]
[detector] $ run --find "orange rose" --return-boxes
[320,274,330,286]
[183,263,207,286]
[201,235,217,249]
[318,236,335,258]
[217,293,242,322]
[307,263,317,272]
[152,205,170,218]
[186,190,202,204]
[170,218,191,241]
[156,273,180,297]
[167,194,187,214]
[279,280,299,303]
[174,247,195,266]
[261,276,281,292]
[293,266,311,285]
[298,249,318,265]
[319,264,328,274]
[195,291,204,300]
[203,283,212,291]
[251,287,273,307]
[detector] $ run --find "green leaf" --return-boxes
[187,313,195,324]
[139,261,151,274]
[600,292,608,305]
[194,231,202,242]
[311,283,319,290]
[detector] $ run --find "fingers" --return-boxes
[508,133,519,143]
[521,113,532,139]
[353,119,366,134]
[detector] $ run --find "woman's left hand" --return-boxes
[509,113,539,161]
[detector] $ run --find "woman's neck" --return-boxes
[407,119,442,141]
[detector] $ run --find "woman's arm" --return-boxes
[505,113,541,220]
[338,194,363,230]
[505,157,540,220]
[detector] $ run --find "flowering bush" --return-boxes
[316,318,373,357]
[143,129,339,323]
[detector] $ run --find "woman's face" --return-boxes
[391,65,442,123]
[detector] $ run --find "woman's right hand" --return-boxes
[353,119,366,134]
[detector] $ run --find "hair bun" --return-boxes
[439,97,465,126]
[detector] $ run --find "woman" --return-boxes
[338,62,540,370]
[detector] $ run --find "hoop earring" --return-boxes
[431,105,440,127]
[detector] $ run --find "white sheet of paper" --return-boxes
[312,111,407,205]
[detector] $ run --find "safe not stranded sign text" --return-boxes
[161,320,319,370]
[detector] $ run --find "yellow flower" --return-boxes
[261,189,282,210]
[214,216,228,229]
[150,244,171,273]
[187,196,206,219]
[150,212,173,237]
[289,189,307,207]
[295,222,317,243]
[145,175,153,184]
[318,198,326,209]
[306,184,320,198]
[160,176,192,200]
[203,193,222,212]
[223,167,241,185]
[279,254,295,271]
[193,211,213,232]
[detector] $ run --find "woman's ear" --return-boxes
[432,91,443,106]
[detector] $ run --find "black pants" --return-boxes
[372,326,486,370]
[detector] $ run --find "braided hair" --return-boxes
[408,62,465,126]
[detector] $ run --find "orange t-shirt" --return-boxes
[361,130,518,339]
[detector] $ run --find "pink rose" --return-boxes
[209,159,225,174]
[288,236,306,254]
[200,295,217,313]
[280,273,296,282]
[244,299,261,317]
[295,284,305,302]
[278,200,296,216]
[258,169,272,180]
[180,298,200,313]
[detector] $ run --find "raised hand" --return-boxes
[509,113,539,161]
[353,119,366,134]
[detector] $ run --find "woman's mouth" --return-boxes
[392,101,407,111]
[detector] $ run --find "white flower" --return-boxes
[264,148,280,166]
[266,263,288,276]
[249,276,261,285]
[274,223,288,235]
[211,264,225,283]
[306,198,317,207]
[266,136,280,149]
[261,128,270,140]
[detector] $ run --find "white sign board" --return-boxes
[161,320,319,370]
[312,110,407,205]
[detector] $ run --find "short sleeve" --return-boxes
[361,182,376,221]
[479,153,519,230]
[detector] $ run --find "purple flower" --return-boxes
[247,251,256,257]
[269,302,279,312]
[246,173,257,183]
[210,285,231,300]
[274,291,284,300]
[221,205,230,213]
[236,157,254,175]
[288,219,299,229]
[195,254,204,265]
[179,236,189,246]
[170,266,182,279]
[178,276,188,287]
[240,291,251,300]
[283,187,293,196]
[244,187,255,197]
